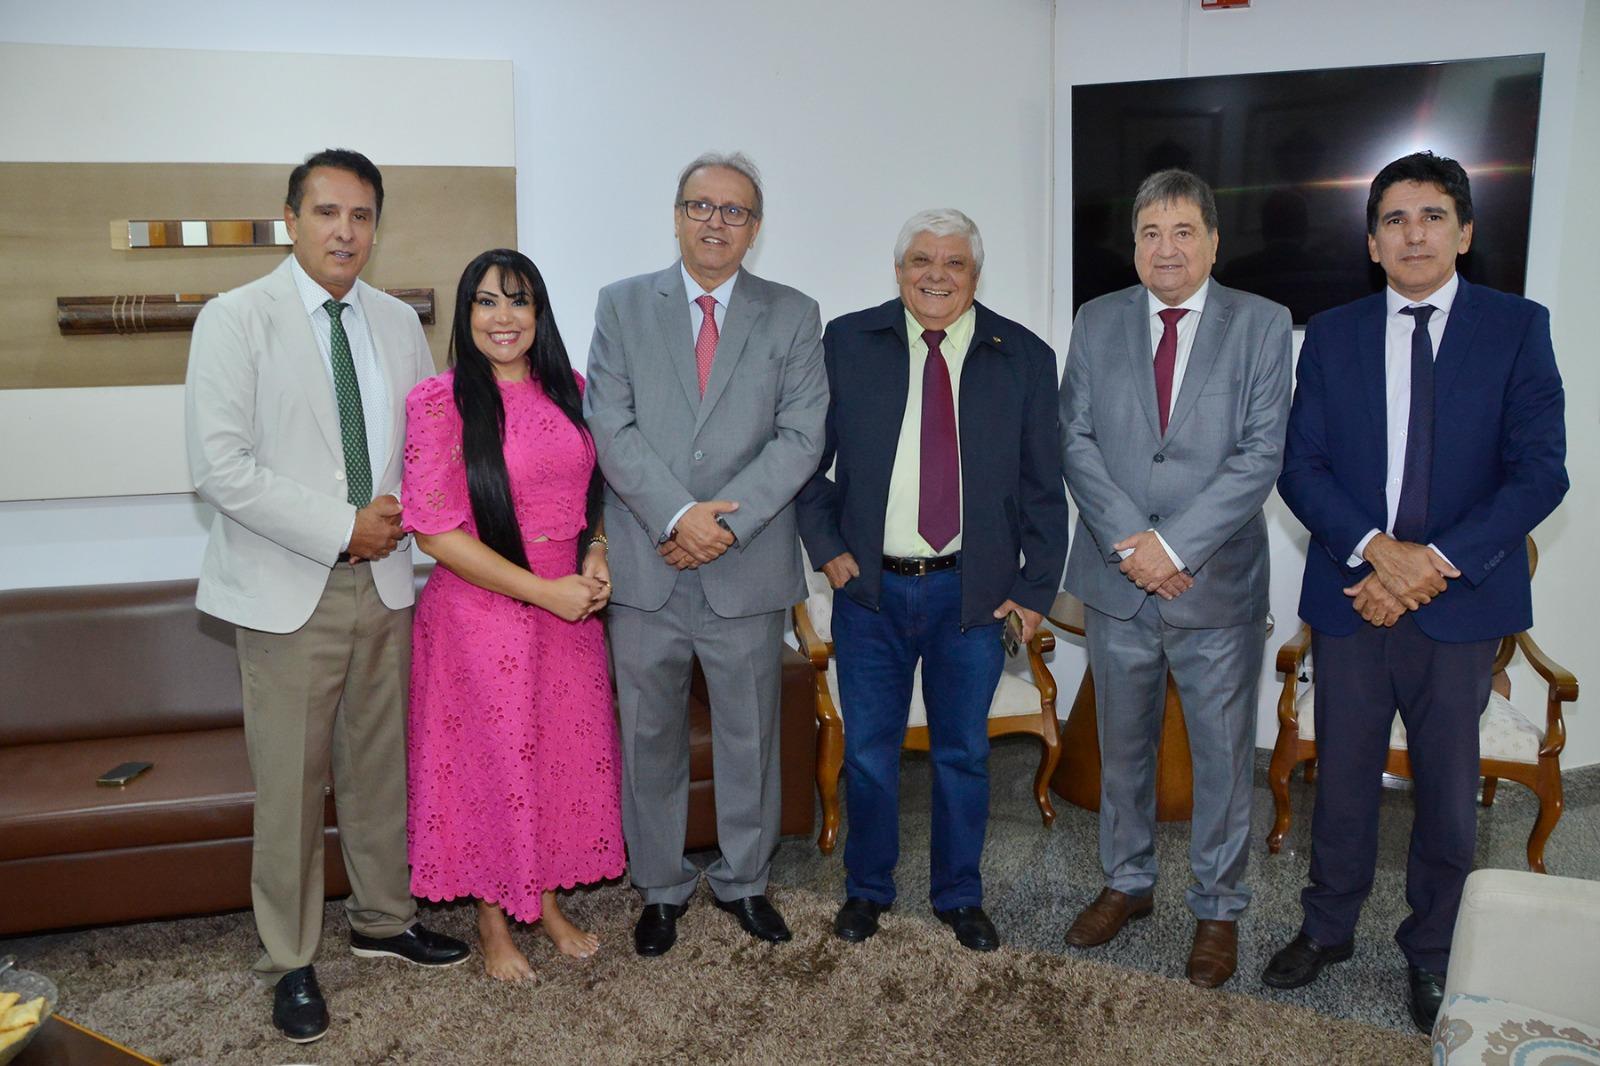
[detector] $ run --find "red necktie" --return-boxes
[694,294,718,395]
[918,329,959,552]
[1153,307,1188,434]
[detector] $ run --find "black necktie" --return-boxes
[1393,305,1436,542]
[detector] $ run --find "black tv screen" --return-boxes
[1071,54,1543,324]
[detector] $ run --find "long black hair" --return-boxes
[448,248,598,570]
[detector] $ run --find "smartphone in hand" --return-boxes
[1001,610,1025,658]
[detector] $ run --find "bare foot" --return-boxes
[537,891,600,958]
[477,900,533,981]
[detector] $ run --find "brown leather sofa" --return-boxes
[0,574,814,936]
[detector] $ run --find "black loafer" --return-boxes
[833,898,889,942]
[1261,931,1355,989]
[714,894,792,943]
[634,902,688,957]
[272,965,328,1044]
[1408,965,1446,1033]
[350,923,470,967]
[935,905,1000,952]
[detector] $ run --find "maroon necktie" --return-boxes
[694,294,718,395]
[918,329,959,552]
[1153,307,1189,435]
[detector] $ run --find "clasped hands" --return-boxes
[348,495,404,562]
[1344,533,1460,627]
[659,500,739,570]
[1113,530,1193,601]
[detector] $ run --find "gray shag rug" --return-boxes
[12,882,1427,1065]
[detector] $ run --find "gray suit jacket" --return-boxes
[585,262,828,618]
[1060,280,1292,627]
[185,257,435,633]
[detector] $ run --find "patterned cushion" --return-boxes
[1433,992,1600,1063]
[1293,686,1542,765]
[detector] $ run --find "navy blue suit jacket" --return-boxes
[1278,278,1566,642]
[796,299,1069,629]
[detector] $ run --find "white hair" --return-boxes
[893,208,984,273]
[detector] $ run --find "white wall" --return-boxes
[0,0,1054,586]
[1053,0,1598,767]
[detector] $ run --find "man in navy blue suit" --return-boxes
[1263,152,1567,1031]
[796,208,1068,951]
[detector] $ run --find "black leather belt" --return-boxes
[881,553,958,577]
[335,552,364,565]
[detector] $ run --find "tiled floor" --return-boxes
[768,737,1600,1033]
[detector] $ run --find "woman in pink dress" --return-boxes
[403,248,624,980]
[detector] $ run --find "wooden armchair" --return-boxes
[1265,537,1579,872]
[792,565,1062,855]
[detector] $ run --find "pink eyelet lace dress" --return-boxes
[401,370,623,923]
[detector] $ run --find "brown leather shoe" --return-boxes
[1187,919,1238,988]
[1063,888,1154,948]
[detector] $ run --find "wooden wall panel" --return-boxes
[0,162,516,389]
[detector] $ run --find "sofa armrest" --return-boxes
[1443,868,1600,1028]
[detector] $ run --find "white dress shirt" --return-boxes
[665,264,740,537]
[1348,272,1458,567]
[289,255,391,550]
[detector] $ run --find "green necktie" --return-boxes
[324,299,373,508]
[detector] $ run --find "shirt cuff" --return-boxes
[1348,528,1381,569]
[1151,530,1185,573]
[662,501,695,543]
[1428,542,1455,570]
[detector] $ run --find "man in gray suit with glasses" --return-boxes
[1059,169,1292,988]
[586,151,828,957]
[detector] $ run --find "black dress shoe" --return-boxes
[1408,965,1446,1033]
[833,898,889,942]
[272,965,328,1044]
[1261,931,1355,989]
[714,894,792,943]
[634,903,688,957]
[935,906,1000,952]
[350,923,470,967]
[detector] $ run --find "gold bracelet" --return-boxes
[587,533,608,552]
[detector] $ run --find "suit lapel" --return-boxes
[696,268,766,434]
[1434,277,1483,400]
[652,266,701,413]
[1164,283,1231,438]
[356,278,410,479]
[1358,294,1388,440]
[264,260,344,458]
[1121,288,1161,439]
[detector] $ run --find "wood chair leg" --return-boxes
[1526,782,1564,875]
[1033,727,1062,828]
[1266,747,1297,854]
[1303,757,1318,785]
[815,710,843,855]
[1481,776,1498,807]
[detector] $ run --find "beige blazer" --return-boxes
[185,257,435,633]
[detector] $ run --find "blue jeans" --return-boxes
[831,567,1004,911]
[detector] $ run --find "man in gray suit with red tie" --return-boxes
[586,151,828,957]
[1059,169,1292,988]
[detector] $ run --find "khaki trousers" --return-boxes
[236,562,415,983]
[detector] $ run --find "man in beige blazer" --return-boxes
[184,149,466,1045]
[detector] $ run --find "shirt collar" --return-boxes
[288,253,364,318]
[1385,271,1459,317]
[904,304,976,355]
[1146,277,1210,320]
[681,262,739,309]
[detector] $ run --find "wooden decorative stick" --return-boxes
[57,289,435,335]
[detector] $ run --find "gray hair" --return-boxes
[1130,169,1218,235]
[675,151,764,220]
[893,208,984,273]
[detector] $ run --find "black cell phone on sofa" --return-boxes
[96,761,153,787]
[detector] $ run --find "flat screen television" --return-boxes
[1070,54,1543,324]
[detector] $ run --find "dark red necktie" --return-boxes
[918,329,959,552]
[1153,307,1188,435]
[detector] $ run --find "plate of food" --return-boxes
[0,956,57,1066]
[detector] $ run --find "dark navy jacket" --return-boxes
[1278,278,1567,642]
[796,299,1069,629]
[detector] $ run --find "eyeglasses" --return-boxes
[678,199,758,227]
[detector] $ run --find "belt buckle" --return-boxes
[913,558,928,577]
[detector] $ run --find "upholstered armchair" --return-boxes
[792,566,1062,855]
[1265,537,1578,872]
